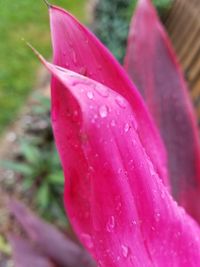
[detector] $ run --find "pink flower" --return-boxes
[38,0,200,266]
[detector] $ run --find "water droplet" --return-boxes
[116,201,122,211]
[87,91,94,99]
[146,157,156,176]
[155,212,160,222]
[94,84,109,97]
[115,95,126,108]
[111,119,116,127]
[118,168,123,174]
[116,256,120,261]
[174,231,181,239]
[132,220,137,225]
[81,233,94,249]
[99,105,108,118]
[132,118,138,130]
[124,123,130,133]
[88,166,94,172]
[106,216,115,232]
[98,260,103,267]
[121,245,129,258]
[161,190,165,199]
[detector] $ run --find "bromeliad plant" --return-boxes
[14,0,200,266]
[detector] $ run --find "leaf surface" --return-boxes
[9,200,95,267]
[124,0,200,222]
[48,4,169,187]
[8,235,55,267]
[43,60,200,266]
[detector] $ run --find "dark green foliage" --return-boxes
[94,0,131,62]
[94,0,172,63]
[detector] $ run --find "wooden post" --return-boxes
[165,0,200,108]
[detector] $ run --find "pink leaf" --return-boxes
[48,4,169,187]
[124,0,200,222]
[41,59,200,266]
[9,200,96,267]
[8,235,55,267]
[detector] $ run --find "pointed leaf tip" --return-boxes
[43,0,51,8]
[26,43,52,73]
[26,42,43,59]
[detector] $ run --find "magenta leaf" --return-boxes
[41,58,200,266]
[124,0,200,222]
[8,235,55,267]
[48,4,169,187]
[9,200,96,267]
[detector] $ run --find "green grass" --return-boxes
[0,0,87,134]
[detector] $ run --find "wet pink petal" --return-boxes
[124,0,200,223]
[42,58,200,266]
[49,4,169,187]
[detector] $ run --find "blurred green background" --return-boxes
[94,0,172,62]
[0,0,87,134]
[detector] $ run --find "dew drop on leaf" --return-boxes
[132,220,137,226]
[99,105,108,118]
[72,50,77,64]
[111,119,116,127]
[155,212,161,222]
[81,233,94,249]
[106,216,115,232]
[87,91,94,99]
[124,123,130,133]
[121,244,129,258]
[132,118,138,130]
[115,95,126,109]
